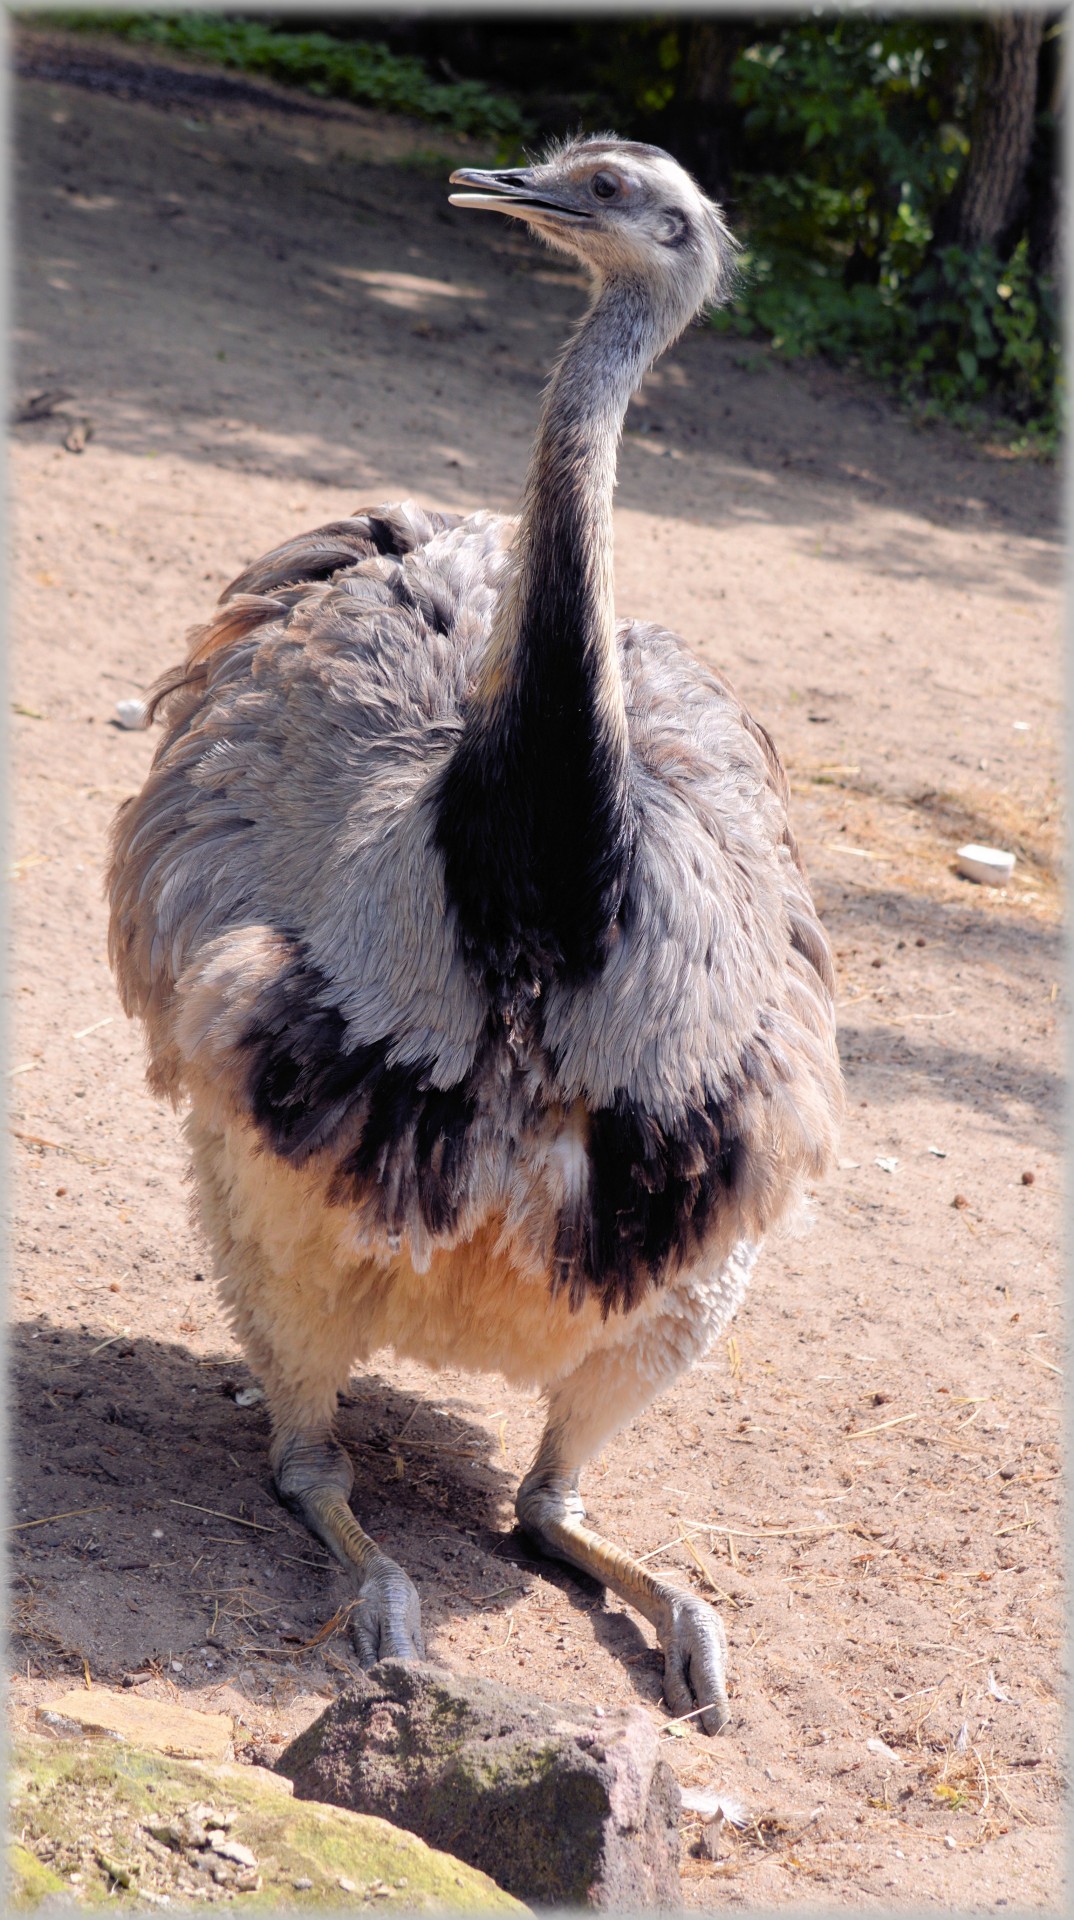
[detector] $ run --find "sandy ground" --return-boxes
[8,27,1065,1911]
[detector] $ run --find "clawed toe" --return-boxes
[659,1591,730,1735]
[351,1562,426,1667]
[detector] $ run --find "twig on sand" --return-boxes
[9,1506,107,1532]
[679,1529,739,1609]
[845,1410,922,1439]
[169,1498,275,1532]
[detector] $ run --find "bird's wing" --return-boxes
[146,500,466,718]
[109,505,512,1107]
[537,620,841,1293]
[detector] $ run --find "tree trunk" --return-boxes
[1026,15,1065,281]
[934,12,1045,253]
[652,20,747,207]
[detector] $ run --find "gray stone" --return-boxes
[277,1659,681,1910]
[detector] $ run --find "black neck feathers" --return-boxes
[436,281,653,999]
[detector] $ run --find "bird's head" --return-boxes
[449,134,737,327]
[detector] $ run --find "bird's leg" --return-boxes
[516,1247,757,1733]
[517,1437,729,1734]
[185,1118,424,1664]
[272,1430,425,1666]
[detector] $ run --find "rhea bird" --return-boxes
[109,136,842,1732]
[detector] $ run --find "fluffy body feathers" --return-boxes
[111,501,839,1340]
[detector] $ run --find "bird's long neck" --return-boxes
[436,276,660,998]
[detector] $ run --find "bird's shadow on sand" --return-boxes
[12,1317,666,1716]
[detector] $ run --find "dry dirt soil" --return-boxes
[8,26,1065,1912]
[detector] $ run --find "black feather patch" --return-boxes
[576,1087,747,1316]
[239,942,479,1238]
[329,1066,477,1237]
[241,947,361,1162]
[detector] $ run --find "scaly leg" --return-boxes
[517,1242,757,1734]
[184,1119,425,1664]
[272,1431,425,1664]
[517,1445,728,1732]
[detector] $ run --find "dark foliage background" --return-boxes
[46,10,1064,446]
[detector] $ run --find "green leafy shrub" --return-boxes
[714,16,1060,448]
[908,239,1060,432]
[715,235,1060,444]
[39,11,529,143]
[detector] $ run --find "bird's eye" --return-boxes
[591,171,619,201]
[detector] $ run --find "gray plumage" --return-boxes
[108,136,842,1729]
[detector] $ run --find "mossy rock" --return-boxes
[278,1662,681,1908]
[9,1736,527,1910]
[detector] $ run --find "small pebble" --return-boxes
[952,1194,969,1210]
[293,1878,314,1892]
[956,842,1015,887]
[1021,1170,1035,1186]
[338,1877,356,1893]
[114,697,147,729]
[945,1835,957,1849]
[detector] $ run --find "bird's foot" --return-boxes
[272,1430,425,1667]
[350,1557,426,1667]
[653,1588,730,1735]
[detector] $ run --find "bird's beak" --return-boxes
[448,167,590,225]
